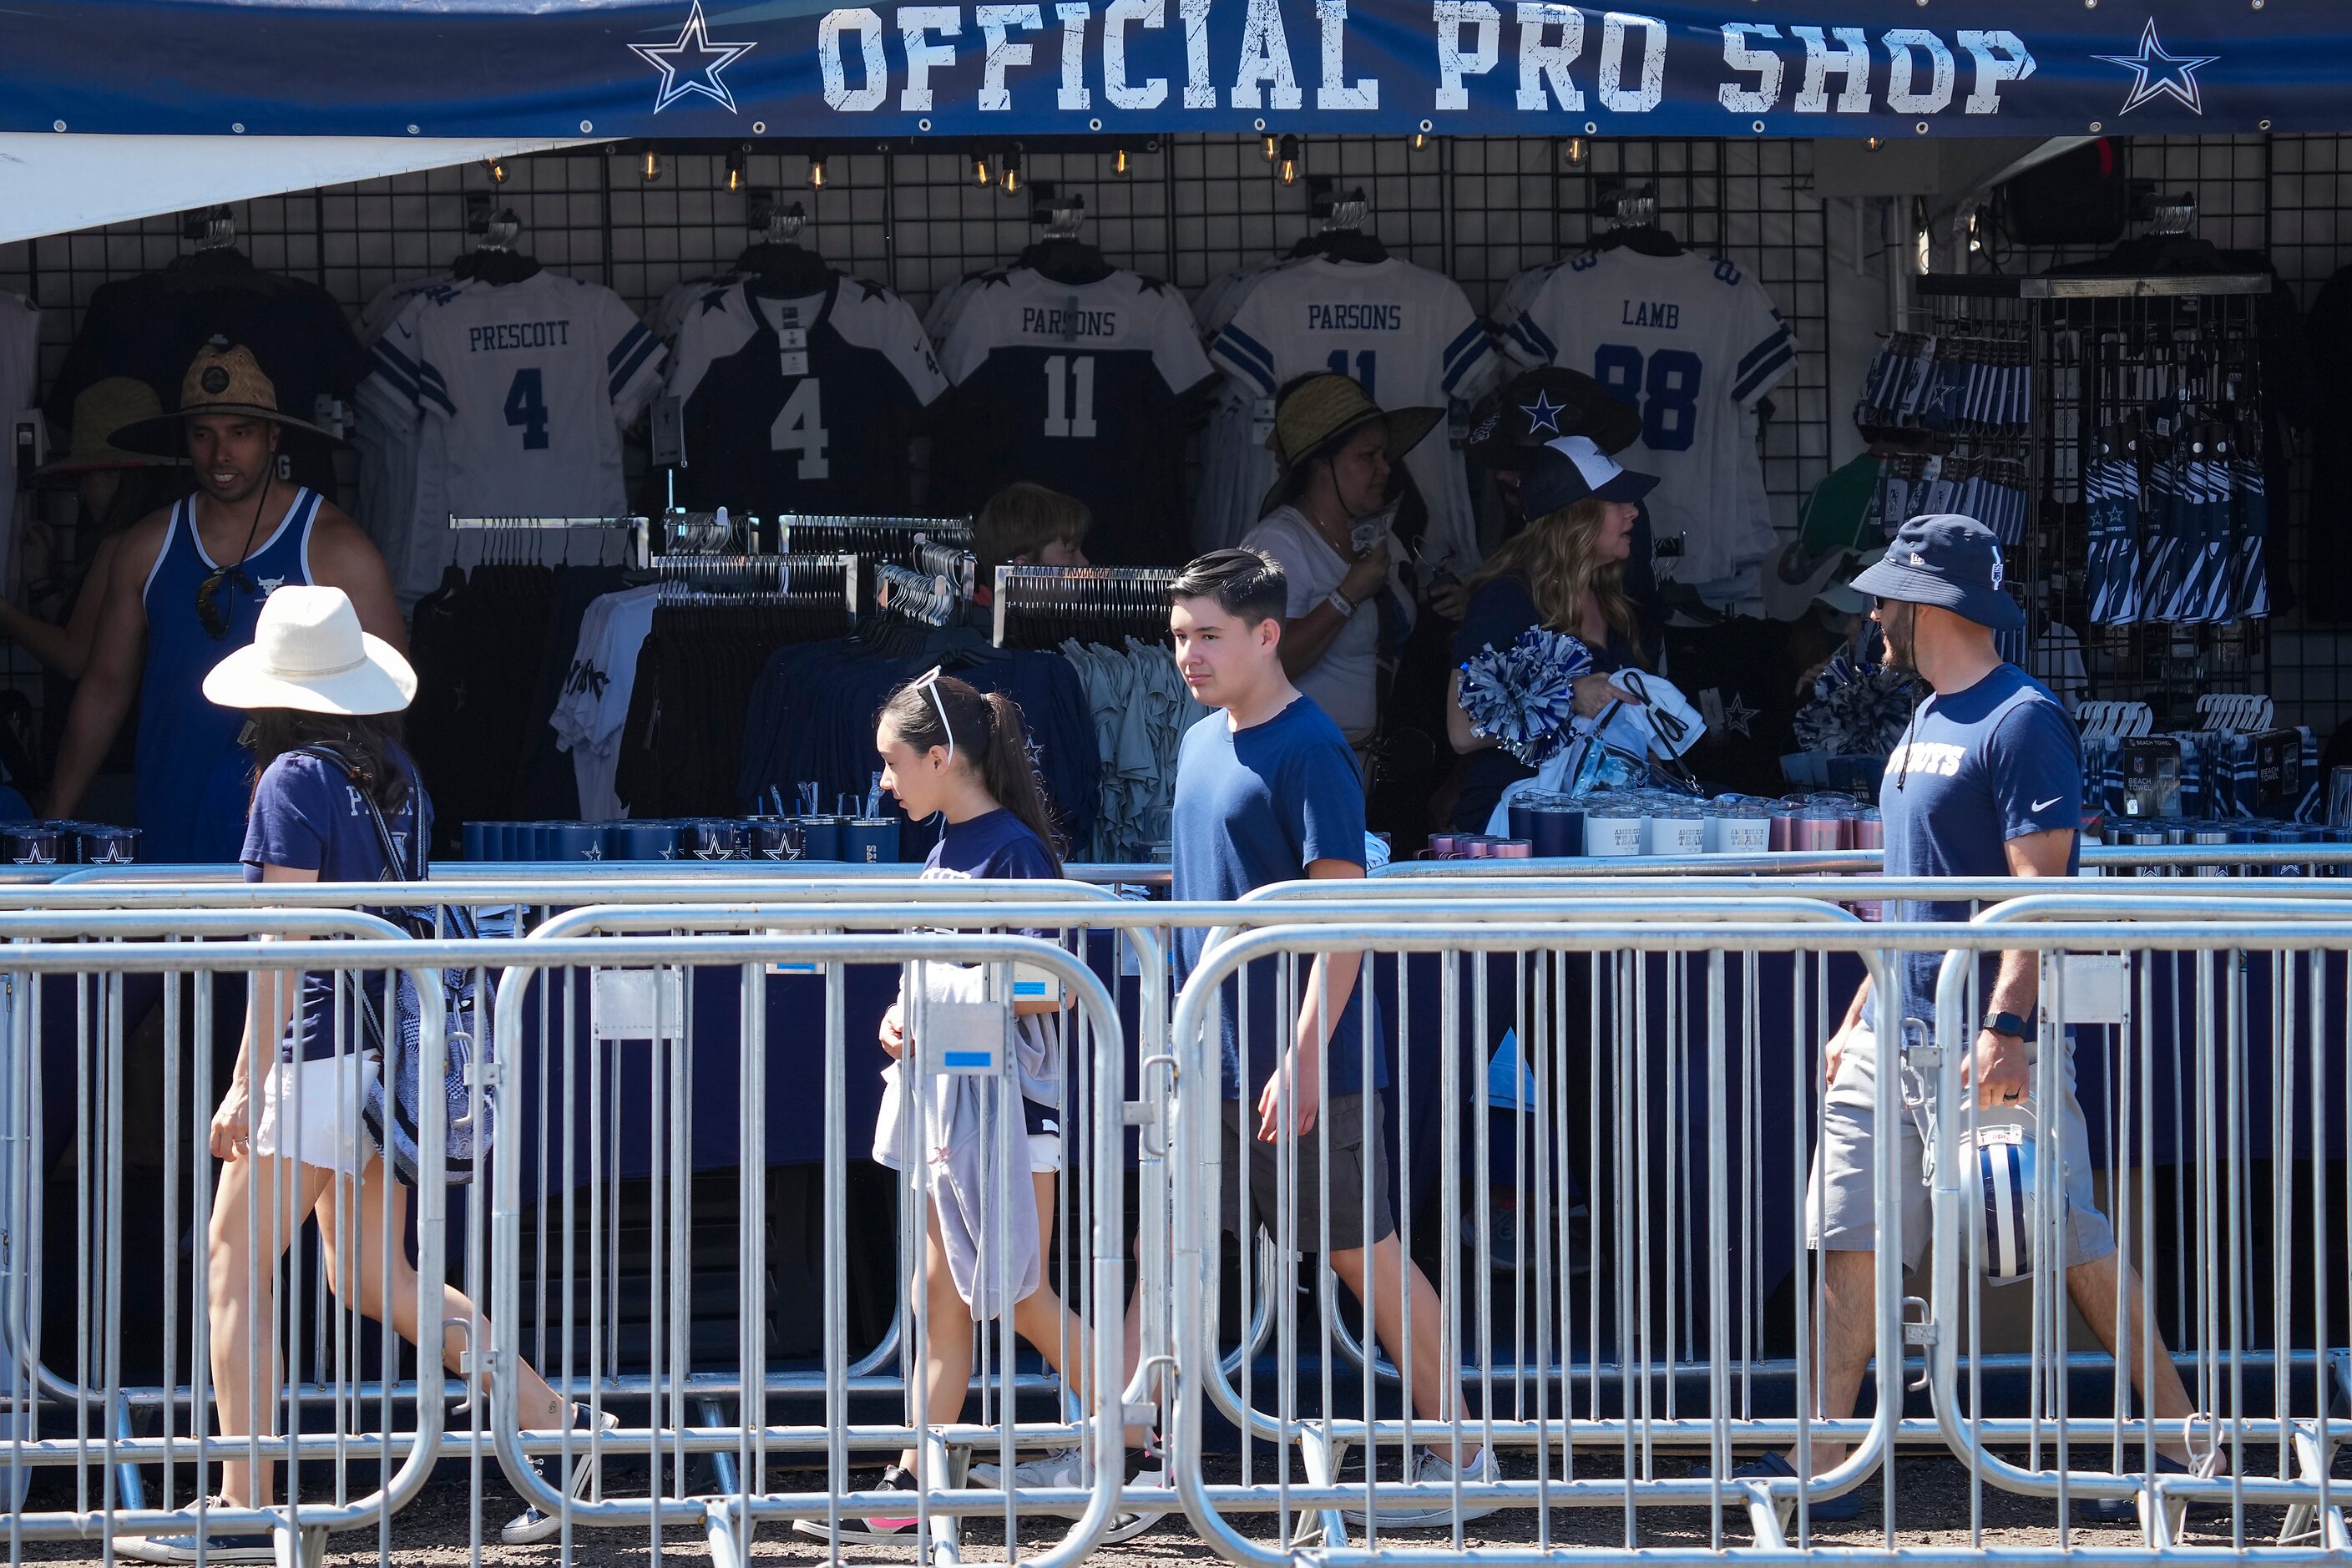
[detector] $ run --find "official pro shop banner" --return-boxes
[0,0,2317,140]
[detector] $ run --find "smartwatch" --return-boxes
[1325,589,1358,618]
[1980,1009,2031,1043]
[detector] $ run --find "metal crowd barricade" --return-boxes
[1167,903,1914,1558]
[1925,897,2352,1549]
[482,928,1131,1568]
[1,919,453,1567]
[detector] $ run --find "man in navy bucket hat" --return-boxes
[1748,513,2200,1522]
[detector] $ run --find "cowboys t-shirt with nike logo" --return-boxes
[1879,661,2080,1024]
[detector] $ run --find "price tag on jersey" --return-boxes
[778,350,810,377]
[778,327,807,349]
[1251,397,1276,445]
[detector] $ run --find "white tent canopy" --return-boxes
[0,134,589,247]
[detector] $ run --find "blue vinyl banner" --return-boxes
[0,0,2320,141]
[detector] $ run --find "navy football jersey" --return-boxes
[664,275,948,514]
[936,268,1216,566]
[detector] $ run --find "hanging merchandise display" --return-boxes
[358,220,666,603]
[47,215,366,493]
[1492,198,1794,600]
[1206,196,1496,577]
[665,270,947,517]
[933,199,1216,565]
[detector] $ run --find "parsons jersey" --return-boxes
[1495,248,1794,591]
[1207,255,1498,575]
[663,274,948,514]
[368,271,664,522]
[936,267,1215,566]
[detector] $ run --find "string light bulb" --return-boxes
[1412,129,1429,153]
[1115,146,1131,176]
[641,149,662,183]
[725,147,746,193]
[807,154,827,192]
[1262,133,1279,164]
[1000,150,1022,195]
[1277,134,1299,186]
[1562,136,1587,169]
[483,156,509,185]
[1865,136,1886,152]
[974,151,993,186]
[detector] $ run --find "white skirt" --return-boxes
[250,1054,381,1176]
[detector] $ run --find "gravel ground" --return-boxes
[18,1444,2326,1563]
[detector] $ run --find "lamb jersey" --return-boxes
[936,267,1215,566]
[368,271,664,524]
[664,274,948,515]
[1207,255,1498,575]
[1495,248,1795,591]
[1189,264,1276,554]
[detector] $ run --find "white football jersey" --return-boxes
[370,271,665,524]
[1495,248,1795,590]
[1207,255,1498,575]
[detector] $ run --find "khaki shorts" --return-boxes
[1806,1024,2115,1278]
[1218,1092,1395,1255]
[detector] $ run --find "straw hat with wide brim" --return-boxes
[37,378,190,477]
[111,340,342,457]
[202,585,417,716]
[1260,372,1443,518]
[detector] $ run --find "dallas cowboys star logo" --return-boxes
[1520,391,1565,437]
[2093,19,2218,116]
[631,1,756,114]
[1719,691,1758,738]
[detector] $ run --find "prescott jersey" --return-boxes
[936,267,1215,566]
[1495,248,1794,591]
[367,271,665,524]
[664,275,948,515]
[1208,256,1499,575]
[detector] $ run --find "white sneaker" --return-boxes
[964,1446,1166,1544]
[1341,1445,1501,1529]
[967,1447,1085,1490]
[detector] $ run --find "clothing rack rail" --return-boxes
[447,514,653,566]
[778,514,972,565]
[649,551,860,620]
[992,564,1176,650]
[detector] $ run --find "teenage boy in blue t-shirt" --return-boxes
[1167,547,1495,1523]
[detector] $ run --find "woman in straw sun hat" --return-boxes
[1239,371,1438,747]
[132,587,604,1561]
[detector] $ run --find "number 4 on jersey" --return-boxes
[503,368,550,451]
[770,378,830,478]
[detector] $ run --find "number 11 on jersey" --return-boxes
[1042,355,1097,438]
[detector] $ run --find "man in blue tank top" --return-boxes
[46,341,404,863]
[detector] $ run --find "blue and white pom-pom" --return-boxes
[1794,651,1915,756]
[1457,628,1595,766]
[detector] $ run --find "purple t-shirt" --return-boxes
[240,748,432,1062]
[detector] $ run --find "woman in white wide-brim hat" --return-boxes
[135,587,601,1562]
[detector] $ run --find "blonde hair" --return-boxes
[1464,498,1643,660]
[975,483,1092,570]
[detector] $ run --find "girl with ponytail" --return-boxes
[811,671,1161,1547]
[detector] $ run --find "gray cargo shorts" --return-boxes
[1806,1023,2116,1278]
[1218,1091,1396,1255]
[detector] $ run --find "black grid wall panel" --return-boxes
[1,132,1860,705]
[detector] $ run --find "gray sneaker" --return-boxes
[966,1445,1167,1543]
[1341,1445,1501,1529]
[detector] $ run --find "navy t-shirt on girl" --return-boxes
[917,806,1063,1132]
[240,748,432,1063]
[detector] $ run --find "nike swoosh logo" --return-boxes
[2031,797,2064,812]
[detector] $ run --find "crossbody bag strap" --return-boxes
[291,745,422,886]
